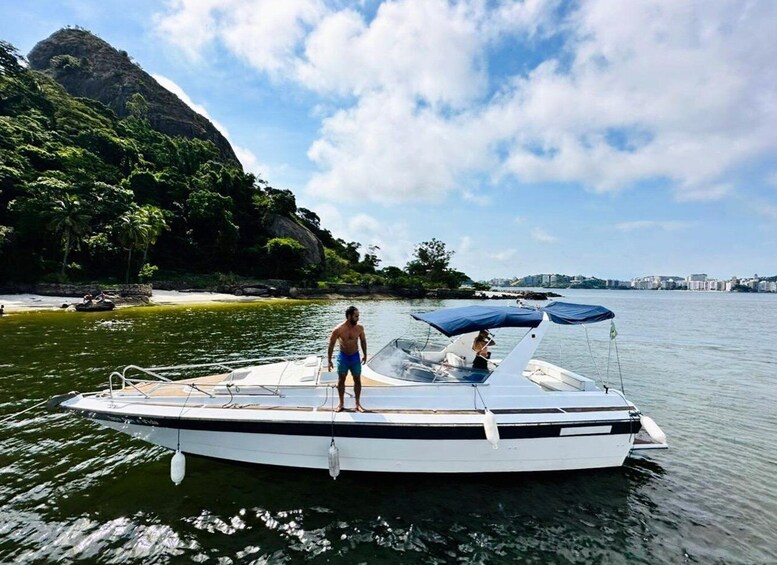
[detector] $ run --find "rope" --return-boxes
[583,325,602,381]
[176,384,196,451]
[330,385,336,440]
[0,399,48,425]
[614,337,625,395]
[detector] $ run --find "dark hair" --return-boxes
[345,306,358,318]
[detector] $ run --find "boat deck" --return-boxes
[120,368,386,398]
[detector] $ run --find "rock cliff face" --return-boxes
[28,28,239,165]
[267,214,325,266]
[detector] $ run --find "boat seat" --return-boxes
[445,352,467,368]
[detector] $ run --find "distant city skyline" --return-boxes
[492,271,776,282]
[490,272,777,292]
[2,1,776,279]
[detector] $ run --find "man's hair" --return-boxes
[345,306,358,319]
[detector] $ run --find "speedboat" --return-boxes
[53,303,667,481]
[74,299,115,312]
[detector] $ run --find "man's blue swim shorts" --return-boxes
[337,351,362,377]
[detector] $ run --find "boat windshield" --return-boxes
[366,338,490,383]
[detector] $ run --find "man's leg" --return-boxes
[335,373,346,412]
[353,375,364,412]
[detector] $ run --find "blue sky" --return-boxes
[2,0,776,280]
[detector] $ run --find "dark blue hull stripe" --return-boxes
[82,410,641,440]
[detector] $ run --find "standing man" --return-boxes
[328,305,367,412]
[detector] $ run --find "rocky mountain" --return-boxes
[28,28,239,166]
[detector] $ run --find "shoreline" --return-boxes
[0,290,281,314]
[0,289,529,314]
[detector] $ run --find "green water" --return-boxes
[1,292,776,563]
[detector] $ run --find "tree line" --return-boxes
[0,40,470,289]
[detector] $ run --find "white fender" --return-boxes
[640,416,666,444]
[328,440,340,479]
[483,409,500,449]
[170,450,186,485]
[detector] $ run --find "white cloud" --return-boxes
[156,1,777,205]
[154,0,224,60]
[614,220,691,232]
[306,91,488,204]
[674,183,732,202]
[494,1,777,200]
[530,228,557,243]
[310,205,414,266]
[295,0,486,105]
[513,216,525,224]
[155,0,327,72]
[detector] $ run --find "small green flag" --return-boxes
[610,321,618,340]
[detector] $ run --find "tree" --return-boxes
[356,244,381,274]
[323,247,350,279]
[405,239,469,289]
[296,207,320,229]
[138,205,168,266]
[125,93,149,120]
[265,237,305,279]
[115,206,150,282]
[0,40,25,75]
[406,238,453,280]
[47,193,91,277]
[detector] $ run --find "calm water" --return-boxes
[1,290,776,563]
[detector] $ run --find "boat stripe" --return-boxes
[82,410,640,440]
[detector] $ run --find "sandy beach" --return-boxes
[0,290,276,313]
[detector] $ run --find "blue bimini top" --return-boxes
[411,302,614,337]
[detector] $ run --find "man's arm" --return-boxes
[327,328,339,371]
[359,327,367,363]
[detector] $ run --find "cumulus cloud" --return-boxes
[311,204,415,266]
[155,0,777,205]
[295,0,486,105]
[155,0,327,72]
[306,91,487,204]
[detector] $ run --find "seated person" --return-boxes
[472,330,495,370]
[83,293,93,304]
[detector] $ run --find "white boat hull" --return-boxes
[92,411,635,473]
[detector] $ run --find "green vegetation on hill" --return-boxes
[0,38,469,290]
[0,40,315,283]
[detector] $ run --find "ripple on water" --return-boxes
[2,295,777,563]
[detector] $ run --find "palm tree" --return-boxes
[47,194,91,278]
[138,205,168,267]
[116,207,151,283]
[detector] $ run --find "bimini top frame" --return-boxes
[411,302,614,337]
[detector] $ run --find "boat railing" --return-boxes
[107,354,314,398]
